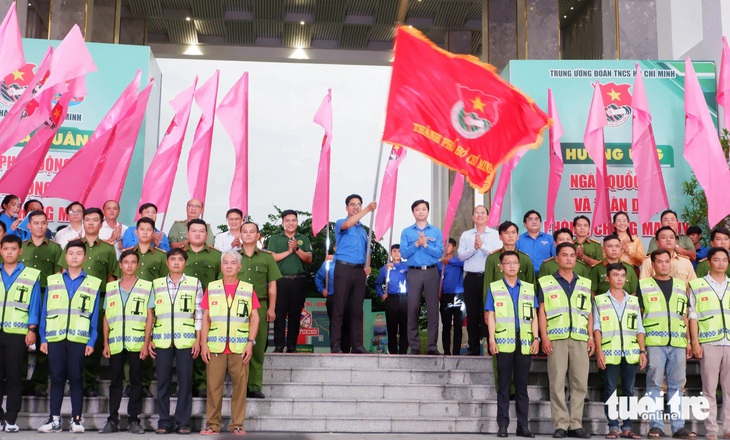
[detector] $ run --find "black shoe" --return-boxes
[142,386,154,398]
[331,345,343,353]
[554,429,567,438]
[498,426,508,437]
[84,386,98,397]
[408,348,420,355]
[567,428,590,439]
[247,389,265,399]
[517,427,535,438]
[170,391,178,398]
[128,421,145,434]
[273,347,284,353]
[34,388,48,397]
[98,420,119,433]
[195,388,207,398]
[122,385,131,397]
[351,346,368,354]
[286,347,297,353]
[427,349,441,355]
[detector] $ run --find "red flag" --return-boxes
[45,70,142,201]
[311,89,332,235]
[374,145,407,241]
[187,70,220,204]
[583,83,611,229]
[545,88,564,231]
[718,36,730,133]
[488,147,529,228]
[631,64,669,225]
[442,173,465,244]
[382,26,550,193]
[0,2,25,80]
[138,78,198,215]
[684,58,730,227]
[217,72,249,215]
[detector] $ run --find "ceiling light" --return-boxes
[563,15,567,18]
[570,6,574,9]
[289,47,309,60]
[183,44,203,56]
[186,16,191,21]
[300,21,305,25]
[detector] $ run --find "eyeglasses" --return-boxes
[68,210,82,215]
[501,261,520,266]
[187,204,202,209]
[348,203,362,207]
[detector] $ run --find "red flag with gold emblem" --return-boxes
[382,26,550,193]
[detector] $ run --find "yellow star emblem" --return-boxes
[52,108,61,119]
[12,70,24,80]
[607,88,621,101]
[470,96,486,112]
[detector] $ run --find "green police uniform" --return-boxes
[484,248,534,302]
[538,257,591,279]
[132,245,169,282]
[167,220,214,247]
[695,258,730,278]
[575,238,604,264]
[589,260,639,296]
[237,247,281,393]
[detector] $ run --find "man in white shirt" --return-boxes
[214,208,243,252]
[54,201,85,250]
[98,200,128,258]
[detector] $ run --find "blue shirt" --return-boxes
[0,212,26,239]
[592,291,645,333]
[40,270,101,346]
[334,219,368,265]
[516,231,555,274]
[1,262,42,327]
[485,278,538,330]
[121,227,171,252]
[437,257,464,294]
[315,259,336,295]
[400,223,443,267]
[694,246,709,270]
[374,262,409,297]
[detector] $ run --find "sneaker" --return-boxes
[5,423,20,432]
[38,416,62,433]
[128,421,145,434]
[98,420,118,433]
[70,416,85,433]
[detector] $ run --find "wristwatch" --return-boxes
[533,337,541,343]
[640,350,647,354]
[250,339,257,346]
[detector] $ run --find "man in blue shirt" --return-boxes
[121,203,171,251]
[375,244,409,354]
[400,199,443,355]
[438,238,464,356]
[0,234,42,433]
[687,226,709,270]
[331,194,376,354]
[516,210,555,275]
[315,250,351,353]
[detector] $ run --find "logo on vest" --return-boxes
[52,294,59,299]
[576,293,588,310]
[605,391,709,421]
[496,302,503,307]
[550,294,558,300]
[156,299,163,304]
[701,296,709,302]
[78,294,92,313]
[650,297,658,302]
[109,302,115,308]
[602,316,610,321]
[211,301,218,306]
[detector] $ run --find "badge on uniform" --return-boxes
[602,316,610,321]
[550,294,558,300]
[211,301,218,306]
[496,302,503,307]
[156,299,163,304]
[109,302,116,308]
[52,294,59,299]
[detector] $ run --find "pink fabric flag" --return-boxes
[487,147,529,228]
[44,70,142,201]
[187,70,220,204]
[37,25,96,95]
[374,146,408,241]
[443,173,465,244]
[217,72,249,215]
[583,82,611,229]
[631,64,669,225]
[138,78,198,215]
[545,88,564,232]
[718,36,730,134]
[684,58,730,227]
[311,89,332,235]
[0,2,25,80]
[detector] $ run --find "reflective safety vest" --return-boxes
[595,293,641,365]
[206,280,254,354]
[690,277,730,344]
[490,279,535,355]
[640,278,688,348]
[539,275,592,341]
[0,266,40,334]
[45,273,101,344]
[151,276,199,349]
[105,279,152,354]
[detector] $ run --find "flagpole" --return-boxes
[384,221,395,289]
[324,223,331,293]
[365,143,386,273]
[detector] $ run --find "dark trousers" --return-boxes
[155,346,193,429]
[406,267,440,352]
[331,262,366,350]
[83,303,104,390]
[48,340,86,418]
[109,350,143,424]
[439,294,465,355]
[274,277,307,350]
[0,332,27,424]
[326,296,351,353]
[496,349,532,429]
[604,358,637,431]
[384,294,409,354]
[26,288,48,393]
[463,273,486,355]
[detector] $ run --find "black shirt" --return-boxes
[637,277,674,309]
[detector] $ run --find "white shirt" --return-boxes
[689,274,730,346]
[457,226,502,273]
[214,230,241,253]
[54,224,85,250]
[99,220,129,258]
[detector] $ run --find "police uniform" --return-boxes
[575,238,603,264]
[168,220,215,247]
[538,257,591,279]
[484,249,535,303]
[640,252,696,284]
[589,260,639,296]
[130,245,169,282]
[695,258,730,278]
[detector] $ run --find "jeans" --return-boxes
[646,346,686,433]
[604,358,637,432]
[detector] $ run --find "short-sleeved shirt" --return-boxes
[237,248,282,301]
[516,232,555,274]
[168,220,215,247]
[538,257,591,279]
[636,277,675,310]
[575,238,604,263]
[647,235,695,254]
[334,218,368,265]
[485,278,538,330]
[59,238,118,293]
[130,245,169,282]
[592,291,645,333]
[201,282,260,354]
[183,245,222,290]
[21,238,63,289]
[105,278,155,310]
[639,252,696,283]
[689,275,730,346]
[267,232,313,275]
[589,260,639,295]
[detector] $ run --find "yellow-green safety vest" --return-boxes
[539,275,592,341]
[490,279,535,355]
[105,279,152,354]
[45,273,101,344]
[151,276,199,349]
[206,280,254,354]
[595,293,641,365]
[639,277,688,348]
[690,277,730,344]
[0,266,40,334]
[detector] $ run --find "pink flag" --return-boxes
[217,72,249,214]
[583,83,611,229]
[443,173,465,244]
[718,36,730,133]
[187,70,220,204]
[374,146,407,241]
[545,88,564,232]
[311,89,332,235]
[0,2,25,80]
[37,25,96,95]
[138,78,198,215]
[684,58,730,227]
[631,64,669,225]
[488,147,528,228]
[44,70,142,201]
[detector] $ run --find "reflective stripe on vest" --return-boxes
[690,278,730,344]
[206,280,254,354]
[45,273,101,344]
[0,267,40,334]
[539,275,592,342]
[490,279,535,355]
[151,277,198,349]
[640,277,688,348]
[106,279,152,354]
[595,293,641,365]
